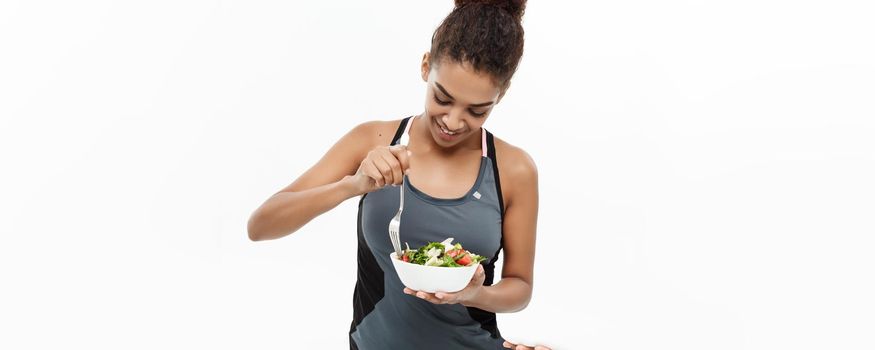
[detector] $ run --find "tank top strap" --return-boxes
[390,116,414,146]
[483,128,504,217]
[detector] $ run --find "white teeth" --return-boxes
[440,125,456,135]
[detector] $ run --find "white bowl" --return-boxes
[390,252,479,293]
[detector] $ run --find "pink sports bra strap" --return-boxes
[481,128,488,157]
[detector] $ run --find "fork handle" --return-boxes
[399,176,405,211]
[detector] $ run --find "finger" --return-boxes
[534,346,552,350]
[433,291,458,304]
[361,160,385,188]
[504,340,533,350]
[372,154,395,186]
[405,288,433,301]
[389,145,412,172]
[414,291,434,303]
[415,291,444,304]
[378,150,403,186]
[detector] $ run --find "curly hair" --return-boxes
[429,0,526,87]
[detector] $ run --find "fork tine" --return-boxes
[389,222,402,257]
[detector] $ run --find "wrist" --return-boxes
[462,285,488,308]
[338,175,364,198]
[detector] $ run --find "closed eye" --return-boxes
[468,109,487,117]
[435,94,488,116]
[433,94,451,106]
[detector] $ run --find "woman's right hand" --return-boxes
[347,144,411,195]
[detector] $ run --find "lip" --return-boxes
[432,117,464,141]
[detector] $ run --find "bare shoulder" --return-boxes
[492,135,538,203]
[493,135,538,179]
[342,118,408,154]
[348,118,403,144]
[280,118,407,193]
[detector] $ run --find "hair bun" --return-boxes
[454,0,526,20]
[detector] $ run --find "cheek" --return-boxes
[425,101,449,115]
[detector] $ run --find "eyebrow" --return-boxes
[434,82,495,107]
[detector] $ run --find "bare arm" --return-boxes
[247,179,361,241]
[247,122,379,241]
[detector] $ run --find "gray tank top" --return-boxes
[349,116,506,349]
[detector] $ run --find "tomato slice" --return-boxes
[402,254,410,262]
[456,253,472,266]
[446,249,461,258]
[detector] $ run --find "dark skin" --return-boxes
[247,53,546,348]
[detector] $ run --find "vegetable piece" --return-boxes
[456,253,472,266]
[398,238,486,268]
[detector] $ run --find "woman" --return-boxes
[248,1,545,349]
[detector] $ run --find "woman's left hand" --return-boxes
[403,264,485,305]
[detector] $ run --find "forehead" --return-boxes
[432,60,501,102]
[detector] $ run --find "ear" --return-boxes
[420,52,431,82]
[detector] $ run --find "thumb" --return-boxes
[472,264,485,283]
[389,145,412,172]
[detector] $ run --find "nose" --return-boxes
[442,109,465,131]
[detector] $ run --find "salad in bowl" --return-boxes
[398,237,486,267]
[390,237,486,293]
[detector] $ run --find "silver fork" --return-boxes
[388,175,405,258]
[389,123,413,259]
[389,123,411,259]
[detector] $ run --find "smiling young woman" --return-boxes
[247,1,547,349]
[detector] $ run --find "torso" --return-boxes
[349,116,508,350]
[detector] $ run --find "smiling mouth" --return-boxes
[435,118,463,136]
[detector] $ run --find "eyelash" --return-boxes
[434,95,451,106]
[433,95,487,117]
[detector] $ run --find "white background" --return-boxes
[2,0,874,349]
